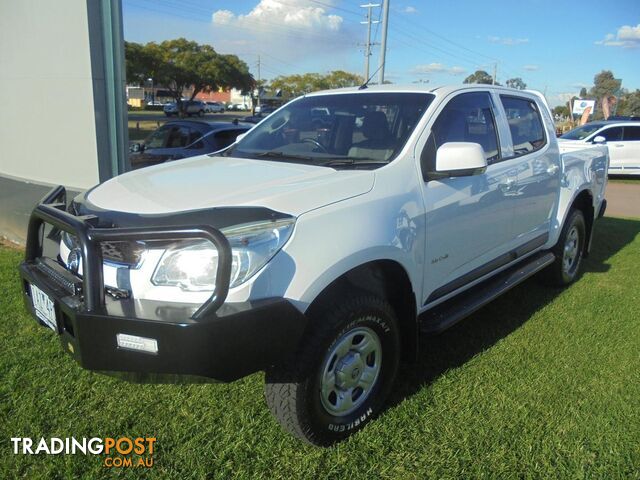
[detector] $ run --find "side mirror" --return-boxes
[235,132,247,143]
[130,143,144,153]
[592,135,606,144]
[435,142,488,177]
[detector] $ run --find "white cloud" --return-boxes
[488,36,529,46]
[411,63,465,76]
[210,0,351,68]
[548,92,577,107]
[523,64,538,71]
[212,10,235,25]
[403,6,418,14]
[449,66,466,75]
[595,24,640,48]
[212,0,343,33]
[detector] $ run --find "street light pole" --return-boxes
[147,77,154,104]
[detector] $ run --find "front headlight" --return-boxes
[151,218,295,291]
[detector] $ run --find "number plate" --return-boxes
[30,284,57,331]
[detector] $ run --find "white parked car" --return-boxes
[558,120,640,175]
[205,101,225,113]
[20,85,608,446]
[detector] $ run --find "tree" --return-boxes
[463,70,495,85]
[125,39,254,114]
[269,71,362,97]
[589,70,622,100]
[506,77,527,90]
[579,87,588,98]
[552,105,569,117]
[617,89,640,117]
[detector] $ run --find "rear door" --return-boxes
[497,94,559,245]
[620,126,640,171]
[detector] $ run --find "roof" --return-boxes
[305,83,543,98]
[584,119,640,126]
[163,120,252,130]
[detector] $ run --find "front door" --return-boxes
[419,91,517,305]
[596,126,624,171]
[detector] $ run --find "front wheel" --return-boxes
[543,209,586,286]
[264,295,400,446]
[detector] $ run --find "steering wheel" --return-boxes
[302,138,328,153]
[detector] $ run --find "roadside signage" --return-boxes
[572,99,595,116]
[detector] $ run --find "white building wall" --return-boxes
[0,0,100,190]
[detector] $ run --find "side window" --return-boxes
[166,126,190,148]
[145,125,173,149]
[421,92,500,177]
[623,126,640,141]
[187,128,204,148]
[598,127,623,142]
[214,129,247,150]
[500,95,546,157]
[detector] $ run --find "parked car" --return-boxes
[558,120,640,175]
[226,103,248,111]
[19,85,608,446]
[242,112,272,124]
[205,101,225,113]
[254,105,277,115]
[163,100,206,117]
[129,120,250,169]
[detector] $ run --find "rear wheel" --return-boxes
[264,295,400,446]
[543,209,586,286]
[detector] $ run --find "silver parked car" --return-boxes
[163,100,206,117]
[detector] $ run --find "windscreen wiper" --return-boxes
[255,151,315,161]
[320,157,389,168]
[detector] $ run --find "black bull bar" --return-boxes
[24,185,232,319]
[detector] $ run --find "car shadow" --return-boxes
[387,216,640,407]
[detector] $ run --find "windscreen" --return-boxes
[560,123,604,140]
[220,92,434,169]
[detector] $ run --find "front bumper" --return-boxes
[18,186,307,382]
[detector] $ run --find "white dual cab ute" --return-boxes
[20,85,608,445]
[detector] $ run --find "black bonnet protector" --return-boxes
[72,188,293,230]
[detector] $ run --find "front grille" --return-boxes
[100,241,145,266]
[62,232,145,267]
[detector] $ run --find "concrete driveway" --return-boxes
[605,181,640,219]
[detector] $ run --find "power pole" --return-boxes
[492,62,497,85]
[360,3,380,81]
[378,0,390,85]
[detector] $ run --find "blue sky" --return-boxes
[122,0,640,106]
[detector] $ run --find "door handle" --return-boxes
[613,144,624,147]
[547,164,560,176]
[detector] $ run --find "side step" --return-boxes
[419,251,555,334]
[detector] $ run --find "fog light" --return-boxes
[116,334,158,354]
